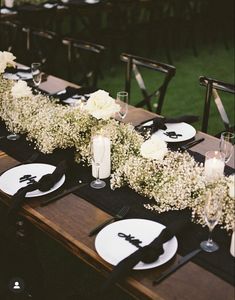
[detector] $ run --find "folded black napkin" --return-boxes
[5,66,31,74]
[53,86,96,101]
[8,160,67,220]
[136,115,199,135]
[101,217,190,292]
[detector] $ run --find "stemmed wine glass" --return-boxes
[90,135,106,189]
[200,192,222,252]
[116,91,128,121]
[31,62,42,87]
[219,131,235,164]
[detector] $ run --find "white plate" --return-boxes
[3,73,19,80]
[143,121,196,142]
[95,218,178,270]
[0,163,65,198]
[17,72,32,80]
[85,0,100,3]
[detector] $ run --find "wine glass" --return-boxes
[31,62,42,87]
[90,135,106,189]
[200,192,222,252]
[116,91,128,121]
[219,131,235,163]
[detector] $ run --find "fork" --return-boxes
[89,206,130,237]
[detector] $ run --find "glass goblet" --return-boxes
[116,91,128,121]
[90,135,106,189]
[31,62,42,87]
[200,192,222,252]
[219,131,235,163]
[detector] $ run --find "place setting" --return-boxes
[51,86,96,106]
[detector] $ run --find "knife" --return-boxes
[180,138,205,151]
[40,182,88,207]
[152,248,202,285]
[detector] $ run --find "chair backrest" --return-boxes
[120,53,176,114]
[62,37,105,88]
[199,76,235,134]
[31,30,58,74]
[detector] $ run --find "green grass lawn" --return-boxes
[99,43,234,136]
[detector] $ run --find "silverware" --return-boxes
[152,248,202,285]
[89,205,130,237]
[180,138,205,151]
[40,182,88,207]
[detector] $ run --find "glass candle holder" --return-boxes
[204,151,225,181]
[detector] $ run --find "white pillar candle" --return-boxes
[230,230,235,257]
[92,136,111,179]
[204,151,225,181]
[4,0,14,7]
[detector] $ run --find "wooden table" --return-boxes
[0,75,234,300]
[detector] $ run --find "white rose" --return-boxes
[228,174,235,199]
[85,90,120,120]
[140,135,168,161]
[0,51,16,73]
[11,80,33,99]
[0,61,6,74]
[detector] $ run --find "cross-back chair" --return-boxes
[31,29,58,74]
[120,53,176,114]
[62,37,105,89]
[199,76,235,134]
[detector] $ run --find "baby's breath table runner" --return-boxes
[0,52,234,285]
[0,127,234,285]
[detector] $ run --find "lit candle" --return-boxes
[92,136,111,179]
[230,229,235,257]
[204,151,225,181]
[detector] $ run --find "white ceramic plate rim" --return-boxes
[95,218,178,270]
[0,163,65,198]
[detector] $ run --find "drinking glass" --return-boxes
[117,91,128,121]
[200,192,222,252]
[90,135,106,189]
[31,62,42,87]
[219,131,235,163]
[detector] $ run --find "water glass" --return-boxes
[117,91,128,121]
[219,131,235,163]
[31,62,42,87]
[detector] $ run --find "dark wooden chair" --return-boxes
[120,53,176,114]
[0,20,22,52]
[200,76,235,134]
[31,29,59,74]
[62,37,105,88]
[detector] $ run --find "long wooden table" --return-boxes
[0,75,234,300]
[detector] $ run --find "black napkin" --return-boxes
[53,86,96,101]
[136,115,199,135]
[5,66,31,74]
[7,160,67,220]
[101,217,190,292]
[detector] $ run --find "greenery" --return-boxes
[100,43,234,136]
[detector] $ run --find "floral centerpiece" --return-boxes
[0,52,234,232]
